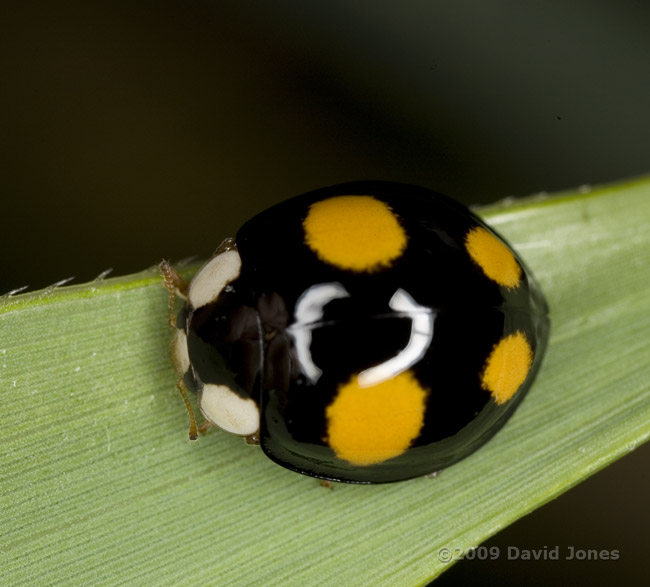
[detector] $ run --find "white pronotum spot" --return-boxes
[170,329,190,375]
[200,384,259,436]
[188,249,242,309]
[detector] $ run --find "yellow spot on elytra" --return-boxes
[325,370,428,466]
[481,331,533,404]
[465,226,521,288]
[303,196,407,272]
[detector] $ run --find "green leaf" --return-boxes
[2,177,649,585]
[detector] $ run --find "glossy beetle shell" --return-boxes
[176,181,550,483]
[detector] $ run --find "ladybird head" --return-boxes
[183,242,262,438]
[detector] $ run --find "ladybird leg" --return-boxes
[159,259,189,328]
[425,470,443,479]
[214,236,237,255]
[176,376,199,441]
[319,480,335,490]
[244,432,260,446]
[198,420,214,436]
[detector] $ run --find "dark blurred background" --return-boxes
[1,1,648,584]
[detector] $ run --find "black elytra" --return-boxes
[174,181,550,483]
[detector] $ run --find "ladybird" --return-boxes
[160,181,549,483]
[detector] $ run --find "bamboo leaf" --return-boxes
[1,177,649,585]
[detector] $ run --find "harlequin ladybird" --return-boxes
[160,181,549,483]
